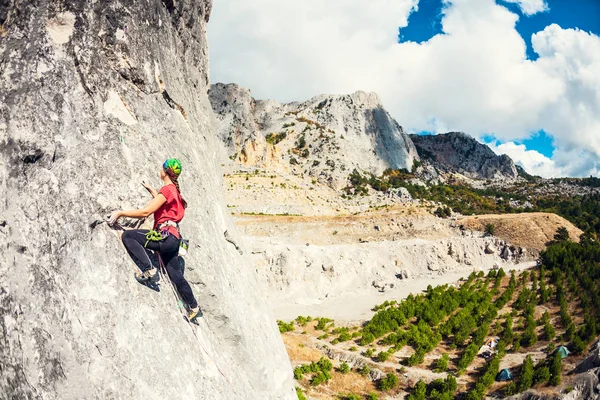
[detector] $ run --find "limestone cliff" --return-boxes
[209,83,419,189]
[0,1,294,399]
[410,132,519,181]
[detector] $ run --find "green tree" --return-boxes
[434,353,449,372]
[554,226,570,242]
[357,364,371,376]
[504,382,517,396]
[484,223,496,236]
[378,373,399,391]
[543,321,556,341]
[533,365,550,385]
[549,352,562,386]
[518,355,534,392]
[337,362,350,374]
[376,351,390,362]
[407,380,427,400]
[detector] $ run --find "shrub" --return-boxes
[295,387,307,400]
[338,332,352,342]
[366,393,379,400]
[378,373,399,391]
[484,223,496,236]
[434,353,449,372]
[277,320,294,333]
[315,318,333,331]
[376,351,390,362]
[310,370,331,386]
[357,365,371,376]
[434,206,452,218]
[266,132,287,145]
[295,316,311,326]
[360,333,376,346]
[294,367,304,380]
[340,394,361,400]
[338,362,350,374]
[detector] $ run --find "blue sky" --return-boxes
[401,0,600,60]
[398,0,600,175]
[209,0,600,178]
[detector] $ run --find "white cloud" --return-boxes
[500,0,548,15]
[488,142,561,178]
[209,0,600,178]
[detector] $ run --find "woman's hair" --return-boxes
[163,158,188,209]
[170,175,188,209]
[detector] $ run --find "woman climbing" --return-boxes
[108,158,200,321]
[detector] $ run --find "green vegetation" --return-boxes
[484,223,496,236]
[357,364,370,376]
[266,132,287,145]
[283,220,600,399]
[377,373,398,391]
[293,358,333,385]
[337,362,350,374]
[518,355,534,392]
[407,376,457,400]
[295,387,307,400]
[434,206,452,218]
[338,394,360,400]
[343,169,600,241]
[315,317,334,331]
[434,353,449,372]
[277,320,294,333]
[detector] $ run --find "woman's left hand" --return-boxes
[107,211,122,225]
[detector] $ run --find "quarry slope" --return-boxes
[0,2,295,399]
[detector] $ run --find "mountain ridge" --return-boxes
[209,82,419,189]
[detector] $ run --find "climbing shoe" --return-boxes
[135,268,159,284]
[187,307,200,321]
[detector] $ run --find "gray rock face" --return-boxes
[410,132,519,180]
[209,83,419,189]
[0,2,294,399]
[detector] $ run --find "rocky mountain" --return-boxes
[209,83,419,189]
[0,1,294,399]
[410,132,519,181]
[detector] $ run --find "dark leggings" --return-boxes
[122,229,198,309]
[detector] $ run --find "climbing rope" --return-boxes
[156,254,239,396]
[144,229,164,247]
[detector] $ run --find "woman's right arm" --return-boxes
[142,182,158,198]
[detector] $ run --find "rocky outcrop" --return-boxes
[209,83,419,189]
[0,1,294,399]
[410,132,519,180]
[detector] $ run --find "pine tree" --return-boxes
[549,352,562,386]
[518,355,534,392]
